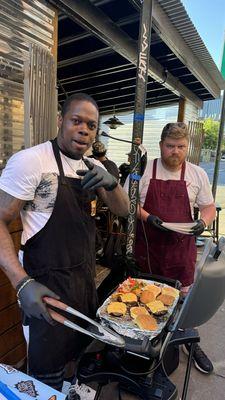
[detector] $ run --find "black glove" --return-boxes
[77,159,118,191]
[147,215,168,232]
[17,278,60,325]
[191,219,206,236]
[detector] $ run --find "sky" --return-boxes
[182,0,225,69]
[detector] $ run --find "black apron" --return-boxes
[22,139,98,374]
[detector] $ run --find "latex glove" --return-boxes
[77,159,118,191]
[17,278,60,325]
[147,215,168,232]
[191,219,206,236]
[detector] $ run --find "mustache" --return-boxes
[166,157,181,165]
[168,156,180,161]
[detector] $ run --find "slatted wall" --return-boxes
[187,121,204,165]
[100,104,179,166]
[0,0,56,170]
[100,103,202,167]
[0,0,56,367]
[0,219,25,366]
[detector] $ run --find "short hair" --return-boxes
[92,141,106,157]
[61,93,99,117]
[161,122,189,142]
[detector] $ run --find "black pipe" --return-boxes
[126,0,153,256]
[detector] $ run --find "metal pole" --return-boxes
[126,0,153,256]
[212,91,225,199]
[24,59,32,148]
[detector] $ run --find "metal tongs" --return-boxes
[44,297,125,348]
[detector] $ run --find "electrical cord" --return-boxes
[137,195,152,274]
[119,356,163,376]
[99,131,137,145]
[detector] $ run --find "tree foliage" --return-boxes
[203,118,220,150]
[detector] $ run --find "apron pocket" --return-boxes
[50,259,86,271]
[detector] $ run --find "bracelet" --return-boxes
[16,277,34,298]
[16,276,31,292]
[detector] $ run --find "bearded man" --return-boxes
[125,122,216,374]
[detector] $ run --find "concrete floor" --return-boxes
[170,300,225,400]
[215,186,225,237]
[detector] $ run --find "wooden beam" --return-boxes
[177,97,186,122]
[48,3,58,64]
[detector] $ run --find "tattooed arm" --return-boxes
[0,189,27,288]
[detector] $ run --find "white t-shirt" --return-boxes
[0,141,104,245]
[124,158,214,216]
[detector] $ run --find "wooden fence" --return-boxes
[187,121,204,165]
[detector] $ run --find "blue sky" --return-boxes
[182,0,225,68]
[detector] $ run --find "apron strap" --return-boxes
[51,138,67,184]
[152,159,157,179]
[180,162,186,180]
[153,159,185,180]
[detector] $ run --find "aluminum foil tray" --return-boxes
[97,278,180,340]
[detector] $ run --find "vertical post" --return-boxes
[212,37,225,199]
[177,97,186,122]
[126,0,153,256]
[212,91,225,199]
[24,59,32,148]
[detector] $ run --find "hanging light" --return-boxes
[102,107,124,129]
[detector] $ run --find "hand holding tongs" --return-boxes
[43,297,125,348]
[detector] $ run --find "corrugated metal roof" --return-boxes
[158,0,225,89]
[52,0,225,112]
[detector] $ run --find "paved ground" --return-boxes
[170,301,225,399]
[200,161,225,186]
[201,161,225,237]
[215,186,225,237]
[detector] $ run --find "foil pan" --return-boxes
[97,279,180,340]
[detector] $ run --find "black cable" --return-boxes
[158,68,168,85]
[138,195,152,274]
[100,131,138,145]
[119,356,163,376]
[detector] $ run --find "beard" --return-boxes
[164,155,183,168]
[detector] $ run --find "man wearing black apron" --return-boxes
[0,93,130,390]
